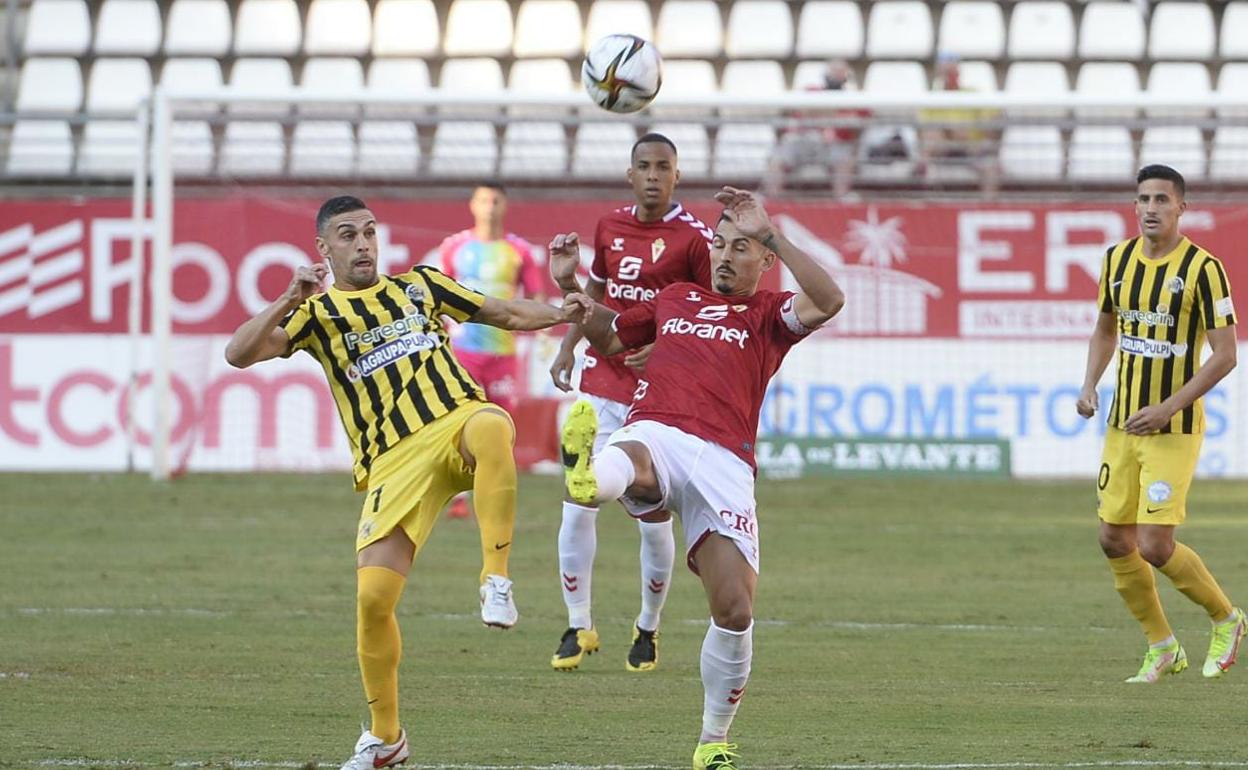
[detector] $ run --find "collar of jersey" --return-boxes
[630,202,683,222]
[1136,236,1190,266]
[328,275,388,297]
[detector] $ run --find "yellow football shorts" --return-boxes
[355,401,500,553]
[1097,427,1203,526]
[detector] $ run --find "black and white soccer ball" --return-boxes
[581,34,664,113]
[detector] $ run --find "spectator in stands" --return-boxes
[763,59,865,201]
[919,52,1001,195]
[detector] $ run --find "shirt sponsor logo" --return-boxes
[347,332,440,381]
[1118,308,1175,327]
[607,281,658,301]
[344,310,427,350]
[1119,335,1186,359]
[660,317,750,349]
[696,304,730,321]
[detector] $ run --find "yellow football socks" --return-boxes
[1159,542,1234,621]
[1109,551,1173,644]
[357,565,405,744]
[463,409,517,584]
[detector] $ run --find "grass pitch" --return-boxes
[3,473,1248,769]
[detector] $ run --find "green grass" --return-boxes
[3,473,1248,769]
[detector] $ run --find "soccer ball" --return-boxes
[581,34,663,113]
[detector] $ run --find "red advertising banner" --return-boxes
[1,196,1243,338]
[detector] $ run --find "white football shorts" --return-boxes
[584,393,632,455]
[605,419,760,575]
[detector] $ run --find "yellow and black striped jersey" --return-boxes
[1098,236,1236,434]
[281,265,487,489]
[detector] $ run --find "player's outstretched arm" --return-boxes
[225,264,326,368]
[550,279,607,392]
[576,298,628,358]
[715,186,845,328]
[471,294,592,331]
[1076,311,1117,419]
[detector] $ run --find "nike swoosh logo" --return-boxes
[1146,506,1165,514]
[494,541,511,550]
[373,738,406,768]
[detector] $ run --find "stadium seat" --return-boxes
[999,126,1063,180]
[79,59,153,177]
[444,0,514,56]
[1217,63,1248,117]
[513,0,582,58]
[656,0,723,57]
[713,124,776,179]
[951,61,998,92]
[300,58,365,114]
[865,2,933,59]
[1221,2,1248,59]
[372,0,440,56]
[227,58,294,114]
[291,121,357,177]
[438,58,505,116]
[937,1,1005,60]
[721,61,786,116]
[165,0,232,56]
[1210,127,1248,181]
[1068,127,1135,180]
[1078,2,1145,60]
[572,122,637,178]
[648,59,717,117]
[430,121,498,176]
[1004,61,1068,117]
[795,2,863,58]
[234,0,302,56]
[159,59,222,175]
[500,122,569,177]
[509,58,577,116]
[585,0,653,42]
[1148,2,1215,60]
[646,123,709,178]
[305,0,372,56]
[725,1,794,58]
[7,58,82,176]
[1074,62,1140,118]
[367,58,432,116]
[1139,127,1207,180]
[1146,62,1211,118]
[22,0,90,56]
[95,0,162,56]
[359,121,421,177]
[863,61,927,94]
[791,60,846,90]
[1007,2,1074,59]
[222,58,293,175]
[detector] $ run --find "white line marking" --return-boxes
[33,760,1248,770]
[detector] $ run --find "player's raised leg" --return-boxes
[461,406,519,628]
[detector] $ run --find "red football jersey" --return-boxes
[580,203,713,404]
[613,283,814,470]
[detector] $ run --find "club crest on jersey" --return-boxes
[1169,276,1185,294]
[405,285,426,304]
[651,238,666,262]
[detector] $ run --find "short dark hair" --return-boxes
[316,195,368,234]
[631,132,678,163]
[1137,164,1186,198]
[473,181,506,195]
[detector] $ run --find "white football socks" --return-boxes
[592,445,635,503]
[699,620,754,744]
[636,518,675,632]
[557,501,598,630]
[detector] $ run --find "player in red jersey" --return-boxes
[547,133,713,673]
[549,187,845,770]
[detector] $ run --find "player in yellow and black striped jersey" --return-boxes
[224,196,590,770]
[1077,165,1244,685]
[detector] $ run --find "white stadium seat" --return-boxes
[1068,127,1135,180]
[937,1,1005,60]
[656,0,723,57]
[227,58,294,115]
[16,58,82,111]
[509,59,577,116]
[648,59,718,117]
[1004,61,1069,116]
[721,61,787,105]
[1218,63,1248,117]
[300,58,365,127]
[430,121,498,176]
[159,59,223,175]
[359,122,421,177]
[999,126,1063,180]
[585,0,653,43]
[864,61,928,94]
[444,0,514,56]
[646,123,709,178]
[796,2,863,58]
[79,59,153,176]
[291,121,357,177]
[1148,2,1215,60]
[500,122,569,177]
[1146,62,1211,117]
[367,58,431,116]
[792,60,839,90]
[372,0,440,56]
[95,0,162,56]
[438,57,506,105]
[513,0,583,58]
[713,124,776,179]
[1075,62,1140,118]
[165,0,232,56]
[953,61,998,93]
[1221,2,1248,59]
[22,0,90,56]
[866,2,933,59]
[235,0,302,56]
[1078,2,1145,60]
[1211,128,1248,181]
[222,58,293,175]
[1139,127,1207,180]
[572,123,637,178]
[305,0,372,56]
[7,58,82,176]
[1007,2,1074,59]
[725,1,794,58]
